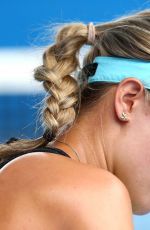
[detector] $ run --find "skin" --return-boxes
[0,153,133,229]
[53,77,150,215]
[0,77,148,228]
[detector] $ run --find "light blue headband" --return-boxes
[87,56,150,89]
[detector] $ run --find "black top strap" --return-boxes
[1,137,71,169]
[5,136,70,158]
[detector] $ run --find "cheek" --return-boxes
[127,113,150,176]
[115,127,150,214]
[133,119,150,179]
[115,149,150,214]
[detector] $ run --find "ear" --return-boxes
[114,77,145,122]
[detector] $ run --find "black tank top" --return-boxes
[0,138,71,169]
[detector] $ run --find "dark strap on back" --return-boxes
[28,147,71,158]
[0,141,71,169]
[5,136,71,158]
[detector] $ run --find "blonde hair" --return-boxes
[1,8,150,163]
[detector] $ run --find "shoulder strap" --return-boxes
[29,146,71,158]
[1,138,71,169]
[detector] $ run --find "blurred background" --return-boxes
[0,0,150,228]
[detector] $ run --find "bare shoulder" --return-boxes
[0,152,133,229]
[0,150,122,191]
[69,175,134,230]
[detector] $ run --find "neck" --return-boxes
[53,109,114,174]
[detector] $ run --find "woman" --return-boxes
[0,8,150,229]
